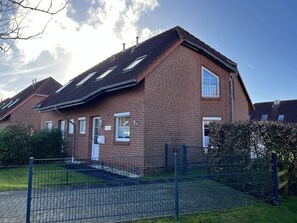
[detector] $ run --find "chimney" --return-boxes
[274,100,280,106]
[136,36,139,46]
[123,43,126,51]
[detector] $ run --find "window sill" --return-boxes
[113,141,130,146]
[201,96,221,100]
[78,134,86,137]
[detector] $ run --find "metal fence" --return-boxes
[24,145,275,223]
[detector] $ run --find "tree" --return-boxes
[0,0,69,52]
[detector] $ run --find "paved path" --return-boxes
[0,180,259,223]
[0,190,27,223]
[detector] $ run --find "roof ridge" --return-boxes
[34,77,52,94]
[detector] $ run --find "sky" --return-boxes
[0,0,297,103]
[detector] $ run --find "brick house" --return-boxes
[37,26,253,169]
[0,77,61,130]
[250,99,297,123]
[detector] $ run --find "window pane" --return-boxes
[203,68,219,97]
[116,116,130,140]
[80,120,86,134]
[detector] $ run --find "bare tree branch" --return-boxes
[0,0,69,53]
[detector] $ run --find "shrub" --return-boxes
[0,125,31,165]
[208,121,297,195]
[0,125,65,165]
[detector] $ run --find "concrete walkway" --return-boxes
[0,180,259,223]
[0,190,27,223]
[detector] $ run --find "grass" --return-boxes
[0,164,102,191]
[131,196,297,223]
[141,166,208,181]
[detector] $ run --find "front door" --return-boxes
[92,117,100,160]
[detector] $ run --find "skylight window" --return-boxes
[278,114,285,121]
[2,100,13,110]
[123,55,147,71]
[261,114,269,121]
[56,80,73,93]
[8,98,20,108]
[76,71,97,86]
[96,66,117,80]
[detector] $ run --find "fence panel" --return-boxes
[26,146,274,222]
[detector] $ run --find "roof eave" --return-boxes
[39,79,138,112]
[182,40,236,72]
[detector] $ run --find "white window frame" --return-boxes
[123,55,146,71]
[76,71,97,86]
[56,80,73,93]
[278,114,284,121]
[78,117,86,134]
[68,119,74,134]
[45,121,53,131]
[202,67,220,98]
[261,114,269,121]
[114,112,130,142]
[202,117,221,148]
[96,66,117,80]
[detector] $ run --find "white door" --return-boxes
[92,117,100,160]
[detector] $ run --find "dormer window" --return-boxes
[56,80,73,93]
[123,55,146,71]
[261,114,269,121]
[278,114,285,121]
[202,67,220,97]
[76,71,97,86]
[96,66,117,80]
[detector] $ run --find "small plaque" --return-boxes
[105,125,111,131]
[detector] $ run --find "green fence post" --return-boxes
[174,152,179,220]
[26,157,34,223]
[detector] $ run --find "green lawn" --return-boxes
[131,196,297,223]
[0,164,102,191]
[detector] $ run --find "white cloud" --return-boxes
[6,0,159,84]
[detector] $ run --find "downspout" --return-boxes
[230,68,239,123]
[54,107,76,162]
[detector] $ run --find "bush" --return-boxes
[208,121,297,195]
[0,125,31,165]
[0,125,65,165]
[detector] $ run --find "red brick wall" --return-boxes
[143,45,233,165]
[40,83,145,163]
[233,77,250,121]
[0,95,46,130]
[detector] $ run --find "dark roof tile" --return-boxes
[0,77,61,120]
[39,26,249,111]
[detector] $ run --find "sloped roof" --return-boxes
[38,26,252,111]
[0,77,61,120]
[250,99,297,123]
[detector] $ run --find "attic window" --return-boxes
[261,114,269,121]
[96,66,117,80]
[8,98,20,108]
[76,71,97,86]
[278,114,285,121]
[123,55,146,71]
[56,80,73,93]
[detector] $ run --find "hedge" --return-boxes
[0,125,65,165]
[208,121,297,195]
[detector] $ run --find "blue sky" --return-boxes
[1,0,296,103]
